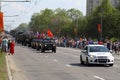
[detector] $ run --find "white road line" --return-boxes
[66,64,72,67]
[45,56,48,58]
[6,56,13,80]
[58,47,81,52]
[113,64,120,68]
[73,55,79,58]
[53,59,58,62]
[94,75,105,80]
[63,53,67,54]
[58,51,79,58]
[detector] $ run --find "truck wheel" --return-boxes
[41,49,45,52]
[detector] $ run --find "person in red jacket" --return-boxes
[10,40,15,55]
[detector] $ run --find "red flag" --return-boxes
[0,12,4,32]
[47,29,54,38]
[97,24,101,33]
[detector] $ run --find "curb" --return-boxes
[6,55,13,80]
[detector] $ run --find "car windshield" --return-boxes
[89,46,109,52]
[43,39,55,43]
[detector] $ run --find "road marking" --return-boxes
[73,55,79,58]
[45,56,48,58]
[58,47,81,52]
[63,53,67,54]
[113,64,120,68]
[53,59,58,62]
[58,51,79,58]
[6,56,13,80]
[94,75,105,80]
[66,64,72,67]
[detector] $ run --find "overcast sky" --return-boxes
[1,0,86,31]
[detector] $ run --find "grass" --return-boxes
[0,51,9,80]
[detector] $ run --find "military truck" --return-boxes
[41,38,56,53]
[36,39,43,51]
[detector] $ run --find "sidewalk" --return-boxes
[6,55,28,80]
[113,54,120,60]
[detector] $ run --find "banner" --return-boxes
[97,24,101,33]
[0,12,4,32]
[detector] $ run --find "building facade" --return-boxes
[87,0,119,15]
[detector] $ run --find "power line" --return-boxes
[0,0,30,2]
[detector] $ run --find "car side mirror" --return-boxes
[109,50,113,53]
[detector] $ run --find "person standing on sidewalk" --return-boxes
[2,36,8,53]
[10,40,15,55]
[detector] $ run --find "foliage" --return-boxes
[28,8,83,37]
[86,0,120,39]
[11,1,120,39]
[15,23,28,32]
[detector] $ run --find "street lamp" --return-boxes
[100,0,103,41]
[4,15,19,17]
[0,0,31,12]
[76,14,78,37]
[0,0,30,2]
[4,20,15,22]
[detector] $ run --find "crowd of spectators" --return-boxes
[0,35,15,55]
[55,37,120,54]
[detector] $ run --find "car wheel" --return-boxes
[54,49,56,53]
[41,49,45,52]
[37,48,40,51]
[109,64,113,66]
[80,55,84,64]
[52,48,56,53]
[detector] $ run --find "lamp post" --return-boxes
[4,15,19,17]
[100,0,103,41]
[76,14,78,37]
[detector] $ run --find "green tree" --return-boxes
[16,23,28,32]
[87,0,116,39]
[67,8,83,37]
[29,9,54,32]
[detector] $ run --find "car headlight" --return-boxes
[89,55,96,58]
[108,55,114,59]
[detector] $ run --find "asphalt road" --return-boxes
[7,43,120,80]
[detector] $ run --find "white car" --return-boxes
[80,44,114,66]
